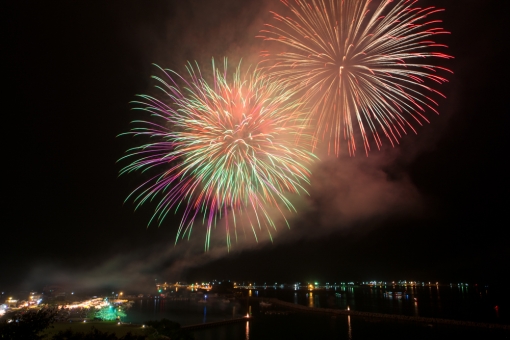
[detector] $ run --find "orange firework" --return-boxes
[260,0,453,155]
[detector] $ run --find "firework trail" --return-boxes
[259,0,453,156]
[119,59,315,250]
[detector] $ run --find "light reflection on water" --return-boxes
[125,298,244,325]
[120,286,508,340]
[347,315,352,340]
[253,285,506,324]
[190,307,507,340]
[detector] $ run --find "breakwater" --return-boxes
[254,297,510,330]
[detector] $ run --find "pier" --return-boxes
[181,317,250,331]
[255,298,510,330]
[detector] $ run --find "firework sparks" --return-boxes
[119,59,315,250]
[259,0,453,155]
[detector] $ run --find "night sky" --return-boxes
[3,0,508,292]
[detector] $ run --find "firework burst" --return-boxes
[119,59,315,250]
[259,0,453,155]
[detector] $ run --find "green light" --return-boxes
[96,305,126,321]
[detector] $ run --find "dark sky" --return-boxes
[3,0,508,292]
